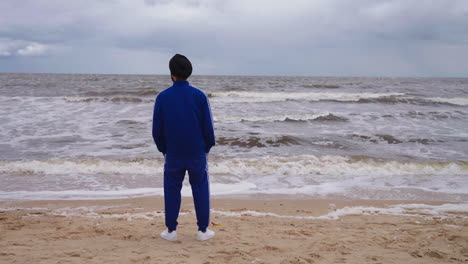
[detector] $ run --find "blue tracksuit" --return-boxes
[152,80,215,232]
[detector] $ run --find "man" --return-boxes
[152,54,216,242]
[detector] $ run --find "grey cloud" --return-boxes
[0,0,467,76]
[0,38,54,59]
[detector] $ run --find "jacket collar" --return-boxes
[173,80,189,86]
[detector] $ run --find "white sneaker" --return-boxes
[160,230,177,241]
[197,229,215,241]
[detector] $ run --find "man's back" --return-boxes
[152,80,215,158]
[154,54,216,241]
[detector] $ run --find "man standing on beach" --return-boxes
[152,54,216,241]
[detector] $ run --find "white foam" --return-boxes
[0,183,256,200]
[210,155,468,177]
[63,96,153,103]
[0,207,50,211]
[5,94,468,106]
[51,209,168,221]
[0,159,164,175]
[212,203,468,220]
[209,91,405,103]
[2,156,466,177]
[208,92,468,106]
[1,156,466,201]
[426,97,468,106]
[0,188,163,200]
[211,207,402,220]
[5,203,467,221]
[213,112,341,123]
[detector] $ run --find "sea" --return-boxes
[0,73,467,201]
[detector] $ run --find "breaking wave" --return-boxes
[426,97,468,106]
[301,84,341,89]
[1,155,466,177]
[207,91,468,105]
[64,96,152,103]
[400,110,467,120]
[357,97,468,106]
[6,93,467,106]
[212,203,468,221]
[214,113,348,123]
[84,89,159,97]
[350,134,467,145]
[207,91,405,103]
[217,135,306,148]
[5,204,468,221]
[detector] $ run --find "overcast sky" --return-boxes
[0,0,467,77]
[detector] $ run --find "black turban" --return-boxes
[169,54,192,79]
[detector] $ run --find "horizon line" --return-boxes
[0,71,467,79]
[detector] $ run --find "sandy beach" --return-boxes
[2,74,468,263]
[1,197,466,264]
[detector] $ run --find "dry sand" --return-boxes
[0,197,467,264]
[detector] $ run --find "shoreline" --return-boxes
[1,197,467,263]
[0,195,460,209]
[1,196,463,217]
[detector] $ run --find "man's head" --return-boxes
[169,54,192,81]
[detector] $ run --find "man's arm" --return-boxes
[202,94,215,153]
[152,94,167,154]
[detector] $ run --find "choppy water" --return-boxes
[1,73,467,201]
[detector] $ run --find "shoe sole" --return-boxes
[197,236,215,241]
[160,234,177,242]
[161,237,177,242]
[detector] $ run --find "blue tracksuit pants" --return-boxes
[164,154,210,232]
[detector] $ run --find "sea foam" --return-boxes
[208,91,405,103]
[1,155,466,177]
[7,203,468,221]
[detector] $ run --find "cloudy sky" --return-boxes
[0,0,467,77]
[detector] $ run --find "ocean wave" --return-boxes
[426,97,468,106]
[207,91,405,103]
[213,113,348,123]
[4,203,467,221]
[7,93,468,106]
[356,97,415,104]
[213,203,468,220]
[210,155,468,177]
[0,182,255,200]
[217,135,306,148]
[351,134,403,144]
[217,135,349,149]
[401,110,467,120]
[207,91,468,106]
[312,113,349,121]
[350,134,467,145]
[63,96,152,103]
[1,156,467,201]
[214,111,465,123]
[84,89,159,97]
[357,97,468,106]
[301,84,340,89]
[1,155,466,177]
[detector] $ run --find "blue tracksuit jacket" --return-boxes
[152,80,215,157]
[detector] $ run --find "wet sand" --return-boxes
[1,197,467,264]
